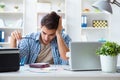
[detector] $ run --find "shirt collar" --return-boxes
[35,32,41,41]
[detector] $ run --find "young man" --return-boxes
[10,11,71,65]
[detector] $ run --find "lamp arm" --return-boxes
[111,0,120,7]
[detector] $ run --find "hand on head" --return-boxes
[56,17,63,35]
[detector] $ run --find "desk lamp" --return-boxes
[92,0,120,14]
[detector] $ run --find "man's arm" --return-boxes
[56,32,69,60]
[56,17,70,60]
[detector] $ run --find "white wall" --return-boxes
[109,0,120,66]
[66,0,81,42]
[109,1,120,41]
[24,0,37,35]
[109,2,120,44]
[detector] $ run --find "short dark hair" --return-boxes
[41,11,60,30]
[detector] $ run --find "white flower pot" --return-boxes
[100,55,117,73]
[0,7,4,12]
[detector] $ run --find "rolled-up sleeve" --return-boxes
[18,39,30,64]
[61,32,71,65]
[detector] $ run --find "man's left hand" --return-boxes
[56,17,63,35]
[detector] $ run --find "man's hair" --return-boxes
[41,11,60,30]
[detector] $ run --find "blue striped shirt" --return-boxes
[18,31,71,65]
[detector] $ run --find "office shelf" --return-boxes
[66,0,111,42]
[0,0,25,47]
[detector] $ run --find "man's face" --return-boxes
[40,26,56,45]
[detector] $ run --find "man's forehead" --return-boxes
[41,27,56,35]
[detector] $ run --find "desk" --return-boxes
[0,65,120,80]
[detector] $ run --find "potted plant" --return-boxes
[96,41,120,73]
[0,2,5,12]
[14,5,19,12]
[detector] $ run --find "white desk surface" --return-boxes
[0,65,120,80]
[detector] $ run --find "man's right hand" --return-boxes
[10,30,22,48]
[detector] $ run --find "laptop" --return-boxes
[67,42,102,71]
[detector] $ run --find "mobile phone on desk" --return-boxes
[29,63,50,68]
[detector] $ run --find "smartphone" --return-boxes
[29,63,50,68]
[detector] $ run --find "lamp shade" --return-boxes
[92,0,113,14]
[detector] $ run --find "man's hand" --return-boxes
[56,17,63,35]
[11,30,22,40]
[10,30,22,47]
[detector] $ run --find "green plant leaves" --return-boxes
[96,41,120,56]
[0,2,5,8]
